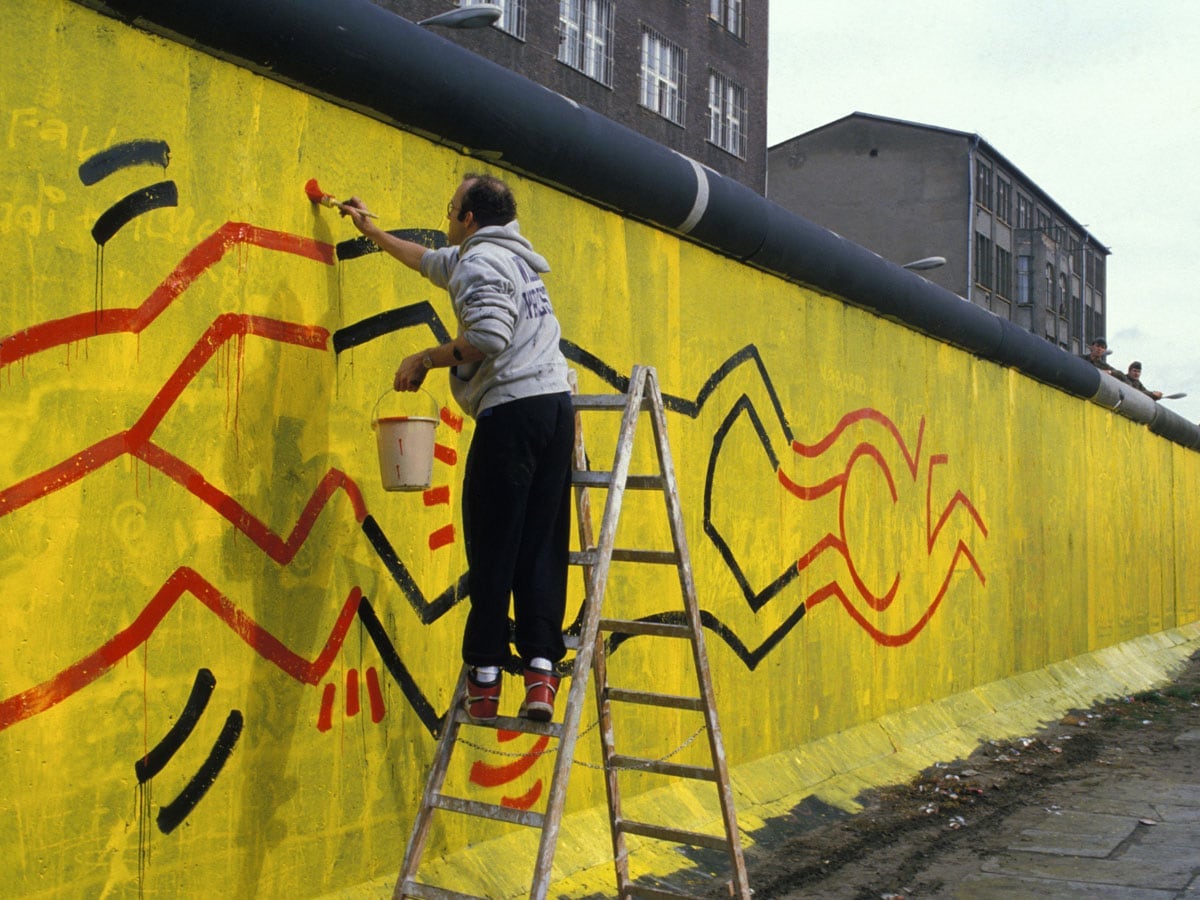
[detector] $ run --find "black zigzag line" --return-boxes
[332,300,452,354]
[361,515,466,624]
[135,668,216,783]
[336,228,447,262]
[703,393,800,612]
[604,604,807,671]
[356,596,443,737]
[156,710,243,834]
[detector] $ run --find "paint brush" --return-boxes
[305,178,377,218]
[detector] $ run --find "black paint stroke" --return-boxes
[91,181,179,246]
[336,228,447,262]
[157,710,243,834]
[333,301,452,355]
[356,596,443,736]
[361,515,466,624]
[78,139,171,186]
[135,668,216,783]
[336,300,812,670]
[703,393,800,612]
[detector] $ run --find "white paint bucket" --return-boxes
[372,390,439,491]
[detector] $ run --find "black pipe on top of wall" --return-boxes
[72,0,1199,450]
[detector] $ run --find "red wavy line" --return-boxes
[792,408,925,479]
[0,568,361,732]
[0,223,334,366]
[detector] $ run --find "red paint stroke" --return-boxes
[0,223,334,367]
[440,408,464,432]
[502,780,544,811]
[470,734,549,788]
[346,668,360,717]
[317,683,336,732]
[779,408,987,646]
[0,569,361,732]
[433,444,457,466]
[365,666,386,724]
[422,485,451,507]
[1,314,332,520]
[428,524,455,550]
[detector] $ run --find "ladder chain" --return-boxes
[455,721,709,771]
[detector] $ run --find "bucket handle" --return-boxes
[372,386,440,426]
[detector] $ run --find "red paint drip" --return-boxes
[440,408,464,432]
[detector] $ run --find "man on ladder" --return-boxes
[343,173,572,724]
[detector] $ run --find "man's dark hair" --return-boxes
[459,173,517,227]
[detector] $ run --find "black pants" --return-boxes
[461,392,574,667]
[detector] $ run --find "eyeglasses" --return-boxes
[447,202,460,218]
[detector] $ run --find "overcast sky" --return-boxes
[767,0,1200,422]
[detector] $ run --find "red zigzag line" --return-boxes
[0,223,334,366]
[0,313,332,519]
[0,568,362,732]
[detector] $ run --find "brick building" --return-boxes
[769,113,1110,352]
[379,1,769,193]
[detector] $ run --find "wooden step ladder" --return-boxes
[395,365,750,900]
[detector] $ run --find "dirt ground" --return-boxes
[736,650,1200,899]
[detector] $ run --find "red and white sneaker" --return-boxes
[520,666,560,722]
[462,671,501,724]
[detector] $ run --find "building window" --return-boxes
[462,0,526,39]
[1016,254,1032,305]
[558,0,614,85]
[639,27,686,125]
[1016,194,1033,229]
[995,247,1012,299]
[1036,210,1052,234]
[1071,293,1083,340]
[1058,275,1069,315]
[975,233,993,288]
[975,160,993,209]
[996,179,1011,223]
[709,0,745,38]
[1045,264,1055,306]
[707,69,746,157]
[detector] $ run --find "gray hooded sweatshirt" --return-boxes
[420,220,570,418]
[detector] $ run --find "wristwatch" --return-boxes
[421,354,434,370]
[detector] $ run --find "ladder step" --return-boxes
[609,755,718,781]
[431,793,547,829]
[570,549,679,566]
[571,470,664,490]
[572,393,649,410]
[599,618,693,638]
[451,708,564,738]
[607,688,704,711]
[398,879,488,900]
[616,818,731,851]
[624,885,704,900]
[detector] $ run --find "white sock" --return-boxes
[530,657,553,672]
[472,666,500,683]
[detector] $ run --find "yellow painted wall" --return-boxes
[1,2,1197,895]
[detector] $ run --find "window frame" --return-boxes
[706,68,747,157]
[557,0,615,86]
[709,0,745,39]
[460,0,526,38]
[639,26,687,125]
